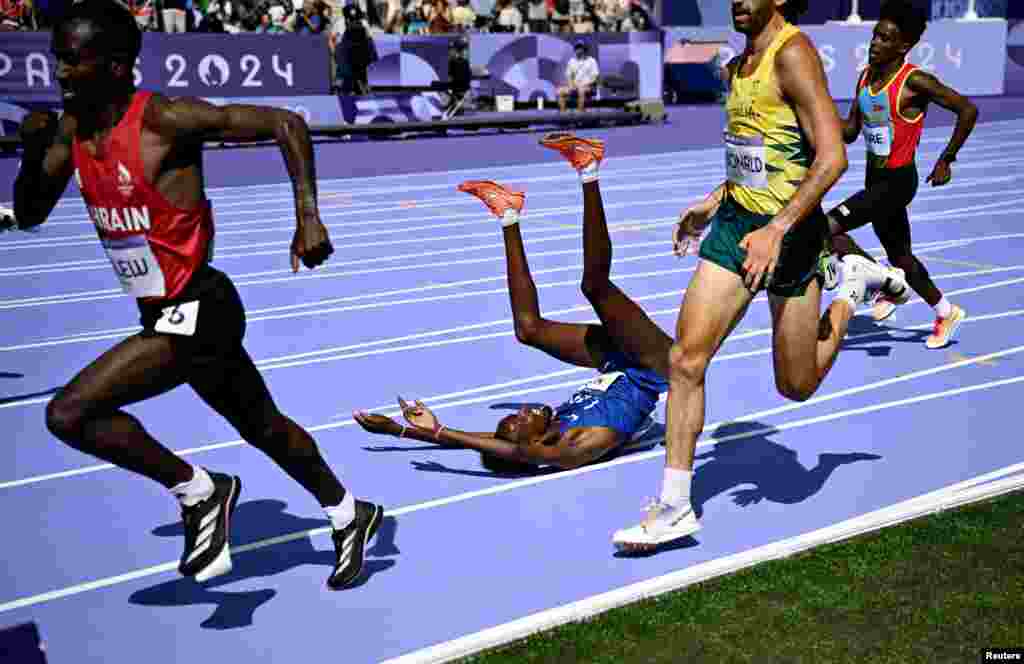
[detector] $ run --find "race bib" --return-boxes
[102,236,166,298]
[582,371,624,393]
[863,122,892,157]
[154,301,199,336]
[724,133,768,190]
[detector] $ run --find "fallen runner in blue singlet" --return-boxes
[354,134,671,472]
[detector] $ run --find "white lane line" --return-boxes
[0,187,701,245]
[0,217,679,277]
[2,301,1021,491]
[0,245,675,310]
[1,196,1020,310]
[5,172,1016,276]
[0,255,1019,357]
[0,373,1020,614]
[23,125,1023,215]
[380,459,1024,664]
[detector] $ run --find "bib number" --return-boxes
[154,301,199,336]
[863,123,892,157]
[102,236,166,298]
[724,133,768,190]
[582,371,624,393]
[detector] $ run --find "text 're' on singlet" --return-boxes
[857,61,925,170]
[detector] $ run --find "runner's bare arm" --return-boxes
[771,34,848,232]
[907,70,977,166]
[529,427,619,469]
[673,181,726,256]
[430,426,617,469]
[12,111,75,229]
[146,94,331,271]
[840,94,862,144]
[354,411,502,447]
[146,94,318,208]
[353,411,616,469]
[720,55,739,89]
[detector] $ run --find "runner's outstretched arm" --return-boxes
[145,95,331,271]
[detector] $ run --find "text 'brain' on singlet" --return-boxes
[857,62,925,170]
[71,91,214,301]
[724,22,813,217]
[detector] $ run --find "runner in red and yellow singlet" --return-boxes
[824,0,978,349]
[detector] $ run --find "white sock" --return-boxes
[579,161,599,184]
[835,279,862,310]
[170,466,215,507]
[500,209,520,228]
[325,491,356,531]
[660,467,692,506]
[934,296,952,319]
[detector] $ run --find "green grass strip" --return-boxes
[461,489,1024,664]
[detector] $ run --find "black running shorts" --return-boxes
[137,265,278,437]
[829,162,919,260]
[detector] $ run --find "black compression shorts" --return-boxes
[829,162,919,260]
[136,265,278,438]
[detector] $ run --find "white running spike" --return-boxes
[194,544,232,582]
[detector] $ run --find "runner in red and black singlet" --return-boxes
[12,0,381,589]
[71,90,214,301]
[823,0,978,349]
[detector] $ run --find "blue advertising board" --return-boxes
[663,19,1008,99]
[0,32,330,105]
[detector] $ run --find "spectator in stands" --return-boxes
[451,0,475,31]
[618,6,635,29]
[619,0,650,30]
[267,0,290,28]
[557,40,598,112]
[446,35,472,113]
[525,0,547,32]
[232,0,262,29]
[424,0,450,32]
[382,0,402,31]
[474,0,495,21]
[217,0,244,30]
[606,0,630,30]
[401,0,427,33]
[0,0,35,29]
[122,0,155,30]
[550,0,569,32]
[197,0,227,29]
[327,4,341,86]
[328,0,362,37]
[359,0,384,28]
[293,0,326,31]
[494,0,522,32]
[160,0,188,31]
[254,2,288,30]
[568,0,591,32]
[590,0,617,30]
[335,3,378,93]
[0,0,18,29]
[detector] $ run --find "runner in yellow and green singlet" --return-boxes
[613,0,910,552]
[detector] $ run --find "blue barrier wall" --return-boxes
[0,20,1011,136]
[664,0,1010,24]
[663,19,1008,100]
